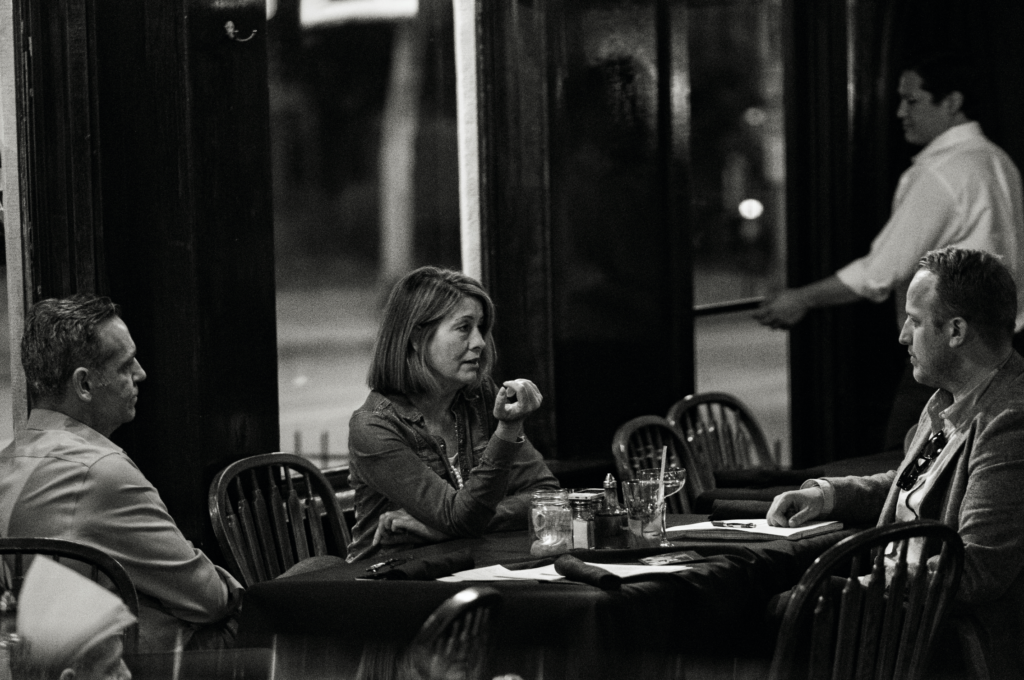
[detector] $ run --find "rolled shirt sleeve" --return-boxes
[836,167,958,303]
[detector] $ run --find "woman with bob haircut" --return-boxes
[345,266,559,561]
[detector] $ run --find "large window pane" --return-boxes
[270,2,460,468]
[689,0,789,464]
[695,312,789,464]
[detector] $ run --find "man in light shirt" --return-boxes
[0,295,242,653]
[754,52,1024,448]
[767,247,1024,679]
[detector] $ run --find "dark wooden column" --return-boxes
[9,0,105,302]
[10,0,279,554]
[785,0,904,466]
[94,0,278,550]
[475,0,558,453]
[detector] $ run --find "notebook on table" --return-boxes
[665,518,843,541]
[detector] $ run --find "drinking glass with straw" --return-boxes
[638,446,687,547]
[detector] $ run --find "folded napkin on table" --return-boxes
[713,468,816,489]
[695,486,794,513]
[708,499,773,521]
[366,551,474,580]
[553,555,621,590]
[503,557,555,571]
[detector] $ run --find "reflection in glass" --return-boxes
[268,2,460,467]
[690,0,785,306]
[690,0,789,465]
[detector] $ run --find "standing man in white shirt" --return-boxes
[754,52,1024,448]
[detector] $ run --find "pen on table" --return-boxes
[711,521,757,528]
[365,557,408,573]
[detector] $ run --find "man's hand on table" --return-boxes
[766,487,825,527]
[373,509,451,546]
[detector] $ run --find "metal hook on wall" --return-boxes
[224,21,256,43]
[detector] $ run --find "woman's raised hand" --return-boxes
[492,378,543,422]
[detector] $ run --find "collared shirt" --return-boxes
[895,358,1006,522]
[0,409,242,652]
[811,355,1010,519]
[836,121,1024,331]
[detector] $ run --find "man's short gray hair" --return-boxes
[21,295,121,403]
[918,247,1017,347]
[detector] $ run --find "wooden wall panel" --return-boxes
[9,0,279,553]
[476,0,558,454]
[94,0,279,549]
[787,0,905,466]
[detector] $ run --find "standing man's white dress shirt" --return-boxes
[837,121,1024,331]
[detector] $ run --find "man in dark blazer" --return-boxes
[768,246,1024,679]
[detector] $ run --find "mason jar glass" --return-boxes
[529,488,572,556]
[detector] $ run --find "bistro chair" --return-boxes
[611,415,703,513]
[0,537,140,653]
[399,586,503,680]
[208,453,351,587]
[768,519,964,680]
[666,391,777,474]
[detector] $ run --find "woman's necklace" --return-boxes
[448,407,465,489]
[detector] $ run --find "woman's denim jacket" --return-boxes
[346,380,559,561]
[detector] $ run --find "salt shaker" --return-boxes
[603,473,620,511]
[568,489,605,549]
[595,474,629,548]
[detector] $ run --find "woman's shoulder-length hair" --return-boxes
[368,266,497,396]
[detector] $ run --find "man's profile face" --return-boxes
[896,70,959,146]
[88,317,146,437]
[899,270,955,389]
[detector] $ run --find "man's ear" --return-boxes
[59,667,77,680]
[71,366,94,403]
[943,90,965,117]
[948,317,968,347]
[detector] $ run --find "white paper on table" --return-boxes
[665,518,843,541]
[438,564,565,582]
[438,562,692,582]
[582,562,693,578]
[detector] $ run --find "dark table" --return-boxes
[237,516,855,679]
[124,649,274,680]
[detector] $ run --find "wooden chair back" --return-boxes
[769,519,964,680]
[0,537,140,654]
[208,453,351,587]
[400,586,503,680]
[611,415,701,513]
[666,392,776,479]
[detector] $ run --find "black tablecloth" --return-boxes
[125,649,273,680]
[236,517,855,679]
